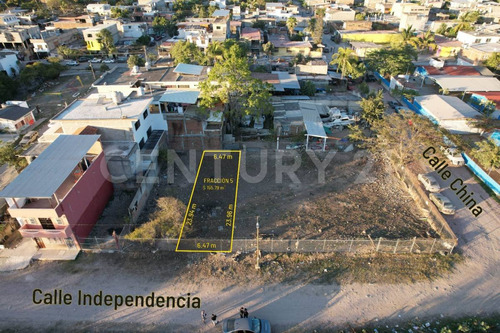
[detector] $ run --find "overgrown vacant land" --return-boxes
[154,149,437,241]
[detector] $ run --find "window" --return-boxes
[87,34,92,38]
[54,218,63,225]
[147,126,152,137]
[143,109,148,119]
[134,119,141,130]
[485,38,491,43]
[29,218,37,225]
[139,138,145,149]
[475,39,481,43]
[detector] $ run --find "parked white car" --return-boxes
[88,57,102,63]
[418,174,440,192]
[64,60,79,66]
[440,146,465,166]
[102,58,115,63]
[429,193,456,215]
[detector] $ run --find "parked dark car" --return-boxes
[388,101,402,110]
[323,47,330,53]
[365,74,377,82]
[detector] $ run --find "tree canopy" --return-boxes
[365,45,417,77]
[330,47,365,79]
[199,44,273,130]
[349,111,444,167]
[472,138,500,174]
[97,29,117,56]
[359,90,385,126]
[170,41,203,65]
[127,55,145,68]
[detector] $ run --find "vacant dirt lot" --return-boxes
[143,148,436,241]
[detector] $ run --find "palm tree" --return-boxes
[330,47,359,79]
[400,25,418,47]
[205,41,224,65]
[286,17,297,36]
[415,30,436,53]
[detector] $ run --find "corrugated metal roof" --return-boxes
[0,135,100,198]
[300,104,327,138]
[414,95,481,120]
[159,90,200,104]
[173,63,204,76]
[212,9,230,17]
[429,75,500,92]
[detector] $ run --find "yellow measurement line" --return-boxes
[175,150,241,253]
[175,151,206,252]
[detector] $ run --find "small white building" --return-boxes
[457,30,500,46]
[0,50,19,77]
[119,22,148,39]
[0,14,20,27]
[209,0,227,9]
[86,3,112,16]
[414,95,482,134]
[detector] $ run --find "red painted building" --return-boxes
[0,135,113,252]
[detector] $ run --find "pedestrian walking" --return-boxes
[239,307,245,318]
[201,310,207,323]
[243,308,249,318]
[211,314,218,325]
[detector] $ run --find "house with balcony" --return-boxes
[0,14,20,27]
[0,135,113,256]
[40,92,167,187]
[457,30,500,46]
[52,15,98,30]
[0,25,41,58]
[31,28,81,58]
[268,34,319,58]
[212,10,230,41]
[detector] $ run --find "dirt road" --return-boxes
[0,168,498,332]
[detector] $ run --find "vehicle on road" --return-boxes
[19,131,38,147]
[116,56,128,63]
[418,174,440,192]
[222,317,271,333]
[365,74,377,82]
[388,101,402,110]
[285,143,305,150]
[78,56,92,62]
[323,47,330,53]
[88,58,102,63]
[102,58,115,63]
[429,193,456,215]
[440,146,465,166]
[64,60,79,66]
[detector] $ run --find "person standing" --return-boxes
[211,313,218,325]
[201,310,207,323]
[243,308,249,318]
[239,307,245,318]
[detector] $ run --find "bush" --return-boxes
[100,64,110,72]
[125,197,187,241]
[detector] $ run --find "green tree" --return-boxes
[97,29,117,56]
[349,111,444,167]
[253,20,267,30]
[100,63,110,72]
[330,47,364,79]
[400,25,417,46]
[286,17,297,36]
[300,81,316,96]
[262,42,274,56]
[153,16,168,34]
[359,90,385,126]
[415,30,436,53]
[436,23,448,36]
[472,138,500,174]
[204,41,224,65]
[365,45,417,77]
[483,52,499,72]
[125,197,187,240]
[0,72,18,102]
[199,45,273,132]
[127,55,145,68]
[355,12,366,21]
[111,7,130,18]
[0,142,25,169]
[136,35,151,46]
[57,45,81,59]
[170,41,203,65]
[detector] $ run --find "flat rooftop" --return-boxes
[96,66,209,86]
[54,94,153,120]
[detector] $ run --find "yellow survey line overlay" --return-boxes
[175,150,242,253]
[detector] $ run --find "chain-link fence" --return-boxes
[78,236,456,254]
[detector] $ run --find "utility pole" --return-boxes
[89,62,96,80]
[255,216,260,270]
